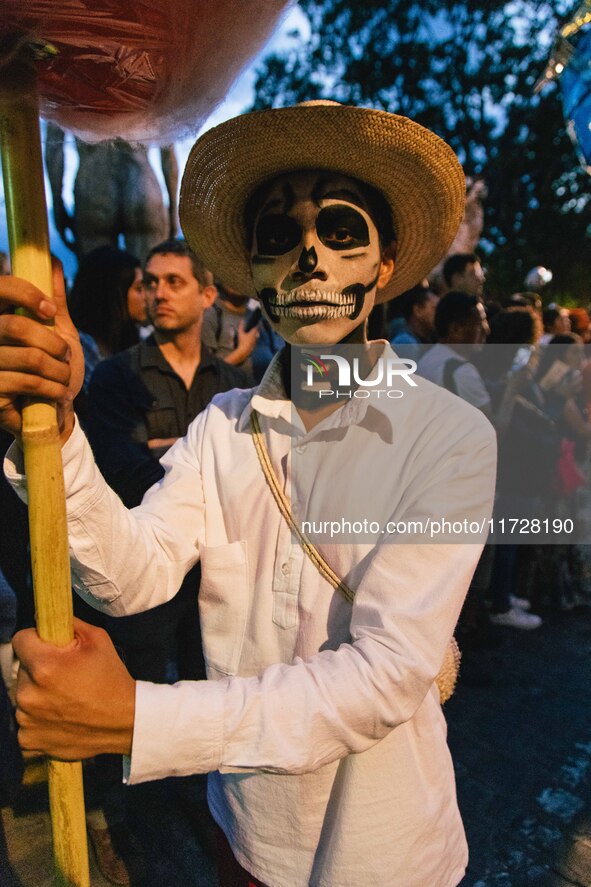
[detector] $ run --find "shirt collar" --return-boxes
[238,350,290,431]
[139,336,217,372]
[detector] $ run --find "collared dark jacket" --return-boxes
[87,335,248,508]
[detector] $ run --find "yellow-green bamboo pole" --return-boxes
[0,52,89,887]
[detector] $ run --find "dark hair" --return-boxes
[442,252,480,287]
[476,308,536,380]
[400,284,432,321]
[542,306,562,331]
[68,246,140,355]
[510,291,542,311]
[487,307,537,345]
[244,170,396,250]
[145,239,213,288]
[435,290,480,338]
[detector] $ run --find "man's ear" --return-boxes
[377,240,397,290]
[201,284,218,309]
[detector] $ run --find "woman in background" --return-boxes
[68,244,145,396]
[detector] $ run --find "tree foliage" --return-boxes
[251,1,590,302]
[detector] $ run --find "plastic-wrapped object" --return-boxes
[0,0,292,143]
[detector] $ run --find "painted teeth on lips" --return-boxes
[273,304,354,318]
[270,290,357,307]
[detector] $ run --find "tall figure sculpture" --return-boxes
[46,122,178,261]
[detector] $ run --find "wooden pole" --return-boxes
[0,52,90,887]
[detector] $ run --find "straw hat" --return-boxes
[180,103,465,303]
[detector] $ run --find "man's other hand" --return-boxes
[0,265,83,442]
[13,618,136,761]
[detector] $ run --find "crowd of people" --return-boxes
[0,103,587,887]
[384,253,591,680]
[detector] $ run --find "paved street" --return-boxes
[2,606,590,886]
[450,605,591,887]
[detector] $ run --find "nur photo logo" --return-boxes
[301,349,418,400]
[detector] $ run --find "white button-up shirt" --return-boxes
[6,350,496,887]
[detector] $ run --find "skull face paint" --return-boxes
[249,171,391,345]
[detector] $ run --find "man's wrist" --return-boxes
[114,679,136,756]
[59,408,76,446]
[224,348,247,365]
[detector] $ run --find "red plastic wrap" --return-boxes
[0,0,292,142]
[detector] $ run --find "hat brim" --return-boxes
[180,104,465,303]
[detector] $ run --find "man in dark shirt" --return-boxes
[87,241,247,508]
[86,236,247,679]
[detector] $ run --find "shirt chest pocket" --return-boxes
[198,540,250,678]
[144,405,181,442]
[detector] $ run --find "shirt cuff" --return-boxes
[3,416,87,504]
[126,679,226,784]
[3,437,26,501]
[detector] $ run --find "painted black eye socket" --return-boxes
[255,214,302,255]
[316,205,370,250]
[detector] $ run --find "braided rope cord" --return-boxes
[249,409,460,702]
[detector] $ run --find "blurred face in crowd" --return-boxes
[448,303,490,346]
[450,261,485,300]
[144,253,216,335]
[126,266,148,325]
[551,310,571,336]
[249,170,395,345]
[413,291,439,337]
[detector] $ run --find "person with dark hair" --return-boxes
[3,103,496,887]
[487,305,542,351]
[69,245,144,355]
[390,281,438,348]
[540,304,571,343]
[144,238,210,288]
[68,245,145,399]
[442,252,486,299]
[505,291,543,317]
[418,291,492,417]
[201,281,260,381]
[418,292,495,677]
[478,309,545,630]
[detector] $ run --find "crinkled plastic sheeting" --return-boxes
[0,0,292,143]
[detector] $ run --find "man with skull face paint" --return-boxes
[3,103,496,887]
[249,170,394,341]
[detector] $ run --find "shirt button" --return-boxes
[281,562,289,575]
[295,444,306,454]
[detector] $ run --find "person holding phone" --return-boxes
[201,282,260,382]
